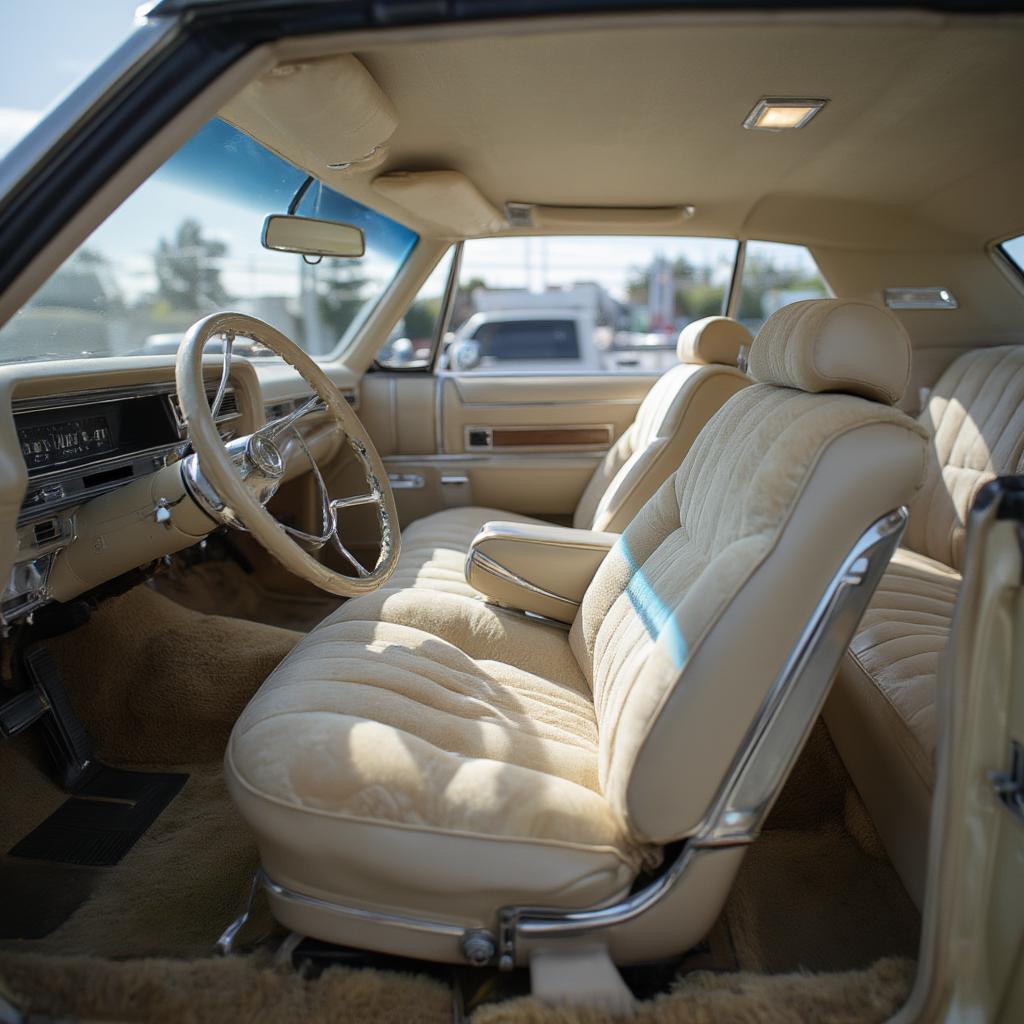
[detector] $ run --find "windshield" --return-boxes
[0,118,418,364]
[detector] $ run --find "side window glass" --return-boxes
[738,241,831,334]
[376,246,456,369]
[443,235,738,374]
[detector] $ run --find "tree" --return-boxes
[314,258,373,341]
[154,220,230,310]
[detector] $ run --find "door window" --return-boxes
[443,235,738,374]
[737,241,831,334]
[376,246,456,369]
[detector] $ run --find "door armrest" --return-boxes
[466,521,618,624]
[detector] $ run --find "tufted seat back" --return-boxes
[903,345,1024,571]
[570,299,927,844]
[573,317,751,532]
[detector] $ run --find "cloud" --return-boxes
[0,107,42,161]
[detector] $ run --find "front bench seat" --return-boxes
[825,343,1024,907]
[226,299,926,965]
[389,316,752,595]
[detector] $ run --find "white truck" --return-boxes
[441,308,605,373]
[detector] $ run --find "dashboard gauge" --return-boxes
[18,415,116,471]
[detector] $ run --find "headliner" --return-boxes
[227,14,1024,249]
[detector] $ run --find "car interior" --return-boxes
[0,5,1022,1023]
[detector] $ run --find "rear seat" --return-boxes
[825,344,1024,906]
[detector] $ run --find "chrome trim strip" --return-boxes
[261,869,465,940]
[434,375,445,454]
[473,523,616,553]
[495,507,908,967]
[467,549,579,608]
[12,380,180,413]
[381,452,605,465]
[24,441,180,485]
[450,395,649,409]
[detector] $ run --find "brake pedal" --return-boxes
[7,645,99,791]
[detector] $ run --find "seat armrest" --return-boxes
[466,521,617,624]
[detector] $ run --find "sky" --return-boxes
[0,0,141,159]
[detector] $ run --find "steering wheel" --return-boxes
[175,311,399,598]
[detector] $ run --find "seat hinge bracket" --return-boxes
[989,739,1024,825]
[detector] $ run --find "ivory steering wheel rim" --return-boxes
[175,311,400,598]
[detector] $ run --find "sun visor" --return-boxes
[220,56,397,174]
[373,171,505,237]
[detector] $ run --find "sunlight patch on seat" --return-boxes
[617,537,689,670]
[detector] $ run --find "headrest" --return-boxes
[748,299,910,405]
[676,316,753,366]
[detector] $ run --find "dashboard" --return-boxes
[2,372,249,624]
[0,356,358,626]
[15,384,240,524]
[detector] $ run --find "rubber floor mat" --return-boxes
[8,766,187,867]
[0,859,98,939]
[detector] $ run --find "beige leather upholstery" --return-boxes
[904,345,1024,572]
[748,298,910,405]
[675,315,751,366]
[226,300,926,958]
[465,521,618,623]
[387,317,752,596]
[826,344,1024,907]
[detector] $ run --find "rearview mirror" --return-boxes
[261,215,365,258]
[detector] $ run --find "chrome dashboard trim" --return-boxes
[13,379,241,524]
[11,380,181,414]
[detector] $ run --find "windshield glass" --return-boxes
[0,118,418,364]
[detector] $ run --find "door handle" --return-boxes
[388,473,425,490]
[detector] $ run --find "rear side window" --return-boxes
[738,241,831,334]
[999,234,1024,278]
[472,319,580,361]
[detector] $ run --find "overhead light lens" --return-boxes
[743,98,827,132]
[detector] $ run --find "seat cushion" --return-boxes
[825,547,960,906]
[388,505,546,597]
[226,587,645,929]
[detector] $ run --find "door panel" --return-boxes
[343,372,658,540]
[441,374,653,455]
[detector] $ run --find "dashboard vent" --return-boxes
[216,390,240,417]
[33,518,61,546]
[169,388,241,433]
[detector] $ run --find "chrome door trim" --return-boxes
[381,452,605,464]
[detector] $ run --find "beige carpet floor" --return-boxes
[46,583,302,764]
[0,952,914,1024]
[153,557,342,632]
